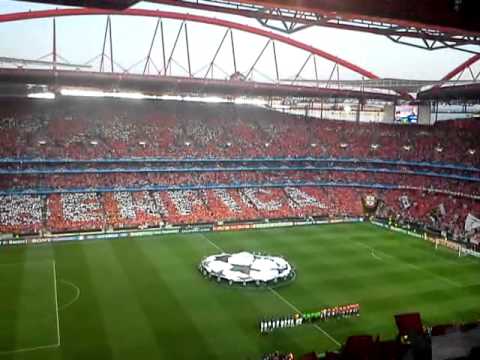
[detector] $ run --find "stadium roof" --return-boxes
[0,6,405,101]
[14,0,480,53]
[0,68,400,101]
[418,83,480,101]
[16,0,480,34]
[15,0,141,9]
[2,1,479,102]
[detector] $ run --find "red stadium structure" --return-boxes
[15,0,480,53]
[0,2,478,234]
[0,5,477,102]
[0,5,478,100]
[0,8,400,104]
[441,54,480,83]
[16,0,142,9]
[0,2,476,247]
[1,3,480,359]
[418,53,480,101]
[0,8,378,79]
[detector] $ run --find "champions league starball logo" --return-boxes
[199,251,295,286]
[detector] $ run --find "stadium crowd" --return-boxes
[0,98,479,242]
[262,351,294,360]
[1,187,480,242]
[0,98,479,164]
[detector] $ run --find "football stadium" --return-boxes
[1,1,480,359]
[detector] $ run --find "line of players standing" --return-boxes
[303,304,360,322]
[260,315,303,333]
[260,304,360,334]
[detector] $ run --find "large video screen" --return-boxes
[395,105,418,124]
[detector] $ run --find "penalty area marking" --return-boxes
[351,240,461,288]
[0,343,59,355]
[52,261,61,347]
[0,261,61,356]
[58,279,81,311]
[371,250,383,261]
[201,233,341,347]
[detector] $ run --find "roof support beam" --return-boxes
[0,8,380,80]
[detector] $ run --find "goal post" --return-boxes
[457,244,480,259]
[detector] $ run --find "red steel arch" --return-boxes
[0,8,379,80]
[441,53,480,82]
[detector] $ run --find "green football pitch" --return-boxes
[1,222,479,359]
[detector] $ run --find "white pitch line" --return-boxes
[201,232,341,347]
[58,279,81,311]
[267,288,302,313]
[398,256,461,288]
[200,234,223,252]
[0,343,59,355]
[0,262,62,356]
[371,251,383,261]
[351,240,461,288]
[268,287,341,347]
[52,261,61,347]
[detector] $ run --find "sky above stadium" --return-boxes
[0,1,476,81]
